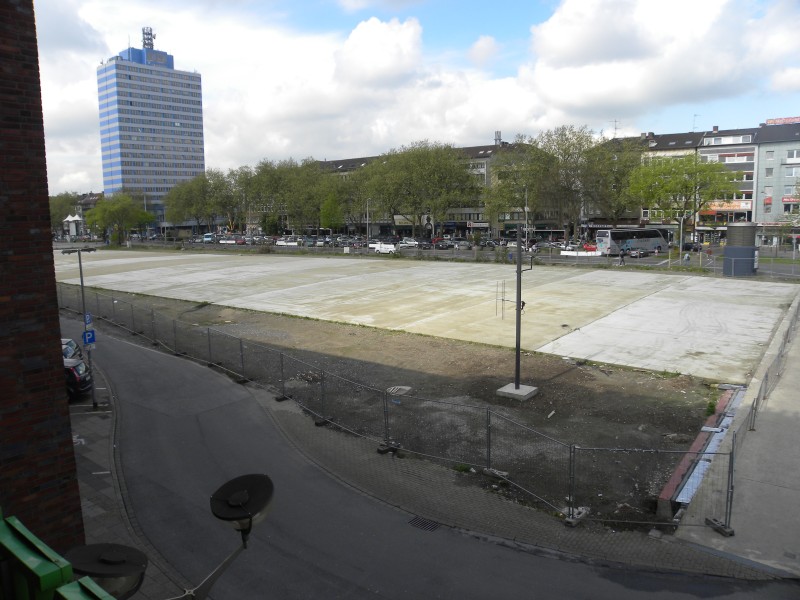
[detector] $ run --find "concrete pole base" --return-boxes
[496,383,539,400]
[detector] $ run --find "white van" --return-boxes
[203,233,216,243]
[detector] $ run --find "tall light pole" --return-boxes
[62,247,97,410]
[524,185,529,249]
[496,227,538,401]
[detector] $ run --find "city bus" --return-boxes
[595,229,668,255]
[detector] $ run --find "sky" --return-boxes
[34,0,800,195]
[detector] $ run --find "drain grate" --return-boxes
[408,516,440,532]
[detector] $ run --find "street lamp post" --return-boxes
[496,228,538,401]
[524,185,529,250]
[67,474,274,600]
[62,246,97,410]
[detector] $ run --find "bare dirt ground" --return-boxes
[93,291,719,523]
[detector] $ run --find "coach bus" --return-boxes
[595,228,668,255]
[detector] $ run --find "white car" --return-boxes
[374,242,397,254]
[397,237,418,249]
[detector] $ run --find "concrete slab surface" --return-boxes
[54,249,799,383]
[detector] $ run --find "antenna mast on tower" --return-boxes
[142,27,155,49]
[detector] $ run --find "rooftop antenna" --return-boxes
[142,27,155,50]
[610,119,620,137]
[693,114,701,131]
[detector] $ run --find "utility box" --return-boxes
[0,511,74,600]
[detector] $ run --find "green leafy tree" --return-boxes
[287,159,327,234]
[629,153,740,248]
[84,193,153,245]
[163,174,216,233]
[228,166,255,233]
[49,192,82,235]
[252,159,296,234]
[319,181,345,232]
[485,139,554,239]
[339,165,374,236]
[581,137,644,228]
[533,125,597,238]
[368,141,479,238]
[206,168,236,232]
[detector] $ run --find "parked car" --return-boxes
[61,338,82,359]
[434,239,454,249]
[583,242,597,251]
[64,357,92,399]
[452,237,472,250]
[374,242,397,254]
[629,247,650,258]
[397,237,418,249]
[415,238,433,249]
[203,233,217,243]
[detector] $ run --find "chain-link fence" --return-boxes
[59,282,740,528]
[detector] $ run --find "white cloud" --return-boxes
[334,17,422,85]
[32,0,800,194]
[468,35,499,68]
[526,0,800,128]
[771,68,800,92]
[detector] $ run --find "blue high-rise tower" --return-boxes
[97,27,205,222]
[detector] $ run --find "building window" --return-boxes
[765,167,773,177]
[788,150,800,160]
[766,150,774,160]
[765,186,773,196]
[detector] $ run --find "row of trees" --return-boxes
[51,125,743,244]
[161,141,483,240]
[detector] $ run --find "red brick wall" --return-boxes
[0,0,84,551]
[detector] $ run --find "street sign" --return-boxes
[82,329,96,345]
[84,313,93,326]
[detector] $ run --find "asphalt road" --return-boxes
[61,320,800,599]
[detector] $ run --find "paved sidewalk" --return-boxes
[675,329,800,577]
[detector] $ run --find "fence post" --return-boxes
[568,445,577,520]
[130,303,135,332]
[382,393,391,445]
[279,353,287,400]
[111,294,116,321]
[172,319,178,355]
[725,434,736,529]
[485,408,492,471]
[239,338,245,379]
[320,371,326,415]
[207,327,213,365]
[150,308,157,345]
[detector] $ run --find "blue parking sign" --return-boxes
[84,313,93,326]
[82,329,96,345]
